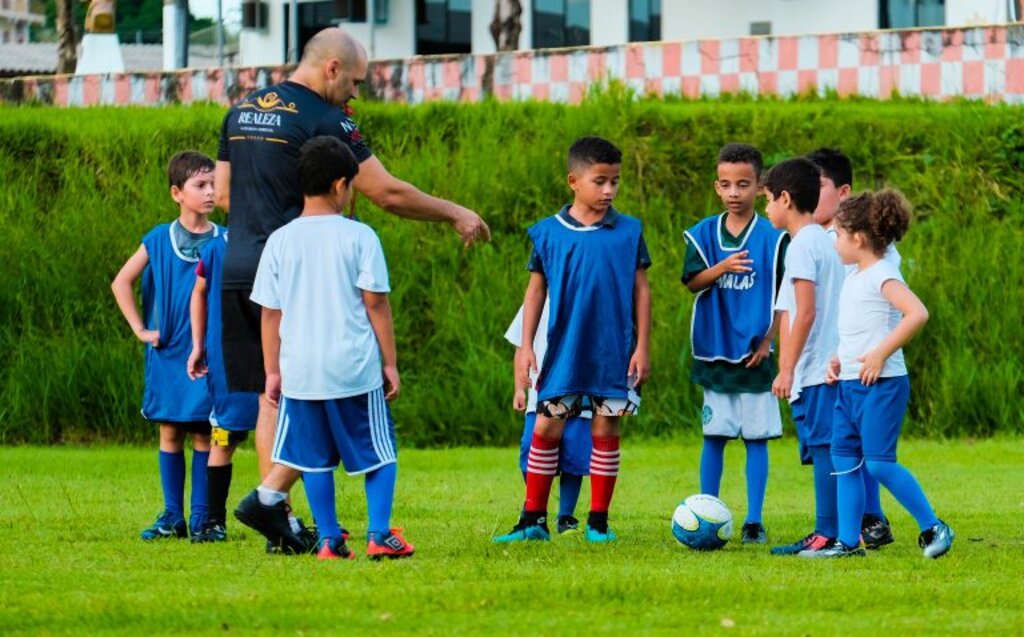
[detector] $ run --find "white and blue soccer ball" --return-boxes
[671,494,733,551]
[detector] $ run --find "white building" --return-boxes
[0,0,44,44]
[237,0,1021,67]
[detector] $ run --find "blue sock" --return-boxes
[557,474,584,519]
[158,450,185,518]
[832,455,865,547]
[743,439,768,525]
[862,468,885,518]
[365,463,397,536]
[865,460,939,532]
[809,445,838,538]
[302,471,341,540]
[700,437,727,496]
[189,449,210,528]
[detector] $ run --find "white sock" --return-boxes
[256,485,287,506]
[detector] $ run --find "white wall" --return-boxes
[662,0,877,41]
[591,0,627,45]
[946,0,1014,26]
[239,0,286,66]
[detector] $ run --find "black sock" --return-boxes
[587,511,609,533]
[207,463,233,526]
[520,510,548,529]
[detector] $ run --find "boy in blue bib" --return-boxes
[185,233,260,543]
[682,143,788,544]
[494,136,652,544]
[112,151,220,540]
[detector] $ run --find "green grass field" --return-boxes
[1,438,1022,636]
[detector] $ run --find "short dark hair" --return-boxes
[835,189,912,255]
[568,136,622,172]
[806,147,853,188]
[761,158,821,214]
[167,151,214,189]
[298,136,360,196]
[718,143,763,178]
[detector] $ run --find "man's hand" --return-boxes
[628,348,651,388]
[134,327,160,347]
[858,350,886,386]
[451,208,491,246]
[186,347,207,380]
[515,347,538,391]
[745,337,772,368]
[772,369,794,400]
[825,356,841,385]
[717,250,753,274]
[383,365,401,401]
[265,373,282,408]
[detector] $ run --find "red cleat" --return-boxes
[367,528,415,560]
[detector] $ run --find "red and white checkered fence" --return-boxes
[2,25,1022,107]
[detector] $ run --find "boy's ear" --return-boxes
[838,183,852,200]
[567,172,578,190]
[779,190,792,208]
[170,185,182,202]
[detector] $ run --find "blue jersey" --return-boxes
[140,221,220,422]
[684,213,785,363]
[198,235,259,431]
[527,209,645,401]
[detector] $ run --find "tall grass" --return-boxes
[0,96,1021,444]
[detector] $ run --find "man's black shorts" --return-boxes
[221,288,266,393]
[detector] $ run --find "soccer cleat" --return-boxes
[770,532,834,556]
[317,536,355,561]
[584,524,618,543]
[233,490,313,555]
[862,514,895,550]
[799,540,867,558]
[741,522,768,545]
[190,522,228,543]
[367,528,415,560]
[493,517,551,543]
[140,511,187,540]
[189,514,207,539]
[556,515,580,535]
[919,520,955,559]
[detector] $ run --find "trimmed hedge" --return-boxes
[1,96,1022,444]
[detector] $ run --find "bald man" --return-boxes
[213,28,489,551]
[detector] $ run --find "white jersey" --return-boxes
[251,215,390,400]
[837,259,908,380]
[504,300,550,413]
[775,224,845,401]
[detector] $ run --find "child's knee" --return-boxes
[159,424,186,449]
[590,414,620,438]
[831,454,863,475]
[192,433,212,452]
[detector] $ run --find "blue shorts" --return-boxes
[519,413,592,476]
[272,387,396,475]
[209,392,258,432]
[831,376,910,463]
[791,383,837,465]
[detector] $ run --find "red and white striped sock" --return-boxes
[524,433,560,515]
[590,436,621,513]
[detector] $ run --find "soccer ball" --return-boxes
[671,494,733,551]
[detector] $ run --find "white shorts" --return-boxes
[701,390,782,441]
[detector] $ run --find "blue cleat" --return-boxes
[191,522,228,543]
[585,524,618,543]
[799,540,866,558]
[556,515,580,535]
[919,520,955,559]
[140,511,187,540]
[493,516,551,543]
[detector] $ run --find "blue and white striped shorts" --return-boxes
[272,387,397,475]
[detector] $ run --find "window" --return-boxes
[415,0,471,55]
[629,0,660,42]
[879,0,944,28]
[533,0,589,49]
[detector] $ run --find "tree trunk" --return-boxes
[56,0,77,73]
[490,0,522,52]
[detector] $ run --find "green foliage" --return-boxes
[0,440,1023,634]
[41,0,212,43]
[0,97,1021,444]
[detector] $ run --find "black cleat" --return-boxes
[234,490,312,555]
[862,514,894,549]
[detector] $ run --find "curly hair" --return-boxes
[835,189,911,254]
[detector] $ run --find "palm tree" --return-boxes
[489,0,522,52]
